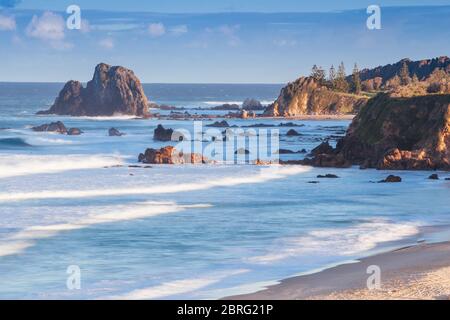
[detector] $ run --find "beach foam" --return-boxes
[248,220,420,264]
[0,154,123,179]
[103,269,248,300]
[0,165,309,202]
[0,202,211,257]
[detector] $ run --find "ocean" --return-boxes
[0,82,449,299]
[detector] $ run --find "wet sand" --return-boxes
[226,242,450,300]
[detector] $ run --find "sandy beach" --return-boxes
[227,241,450,300]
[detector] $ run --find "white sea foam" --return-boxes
[248,220,420,264]
[0,154,123,179]
[0,202,211,258]
[0,165,309,202]
[204,101,243,106]
[103,269,248,300]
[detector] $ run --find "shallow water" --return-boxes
[0,83,449,299]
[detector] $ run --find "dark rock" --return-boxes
[378,175,402,183]
[37,63,150,117]
[310,141,334,156]
[308,181,320,184]
[206,120,230,128]
[278,122,305,127]
[277,149,296,154]
[235,148,250,155]
[242,98,264,110]
[109,128,125,136]
[153,124,174,142]
[317,174,339,178]
[67,128,82,135]
[428,174,439,180]
[286,129,301,136]
[32,121,67,134]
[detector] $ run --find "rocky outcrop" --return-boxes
[32,121,83,135]
[153,125,174,142]
[243,98,264,110]
[38,63,149,117]
[304,93,450,170]
[109,128,125,136]
[264,77,368,116]
[67,128,83,135]
[138,146,208,164]
[32,121,68,134]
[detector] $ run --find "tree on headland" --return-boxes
[328,65,336,89]
[399,61,411,86]
[352,63,362,94]
[311,64,326,84]
[334,62,349,92]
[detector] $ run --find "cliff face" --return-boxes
[264,77,368,116]
[38,63,149,117]
[355,56,450,85]
[333,93,450,170]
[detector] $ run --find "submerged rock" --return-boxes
[286,129,301,136]
[67,128,83,135]
[379,175,402,183]
[317,174,339,178]
[428,174,439,180]
[206,120,230,128]
[32,121,68,134]
[37,63,150,117]
[109,128,125,136]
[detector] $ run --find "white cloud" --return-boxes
[26,11,65,41]
[170,24,188,36]
[207,24,241,47]
[99,37,114,49]
[273,39,297,47]
[80,19,91,33]
[148,22,165,37]
[0,14,16,31]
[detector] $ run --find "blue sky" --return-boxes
[0,1,450,83]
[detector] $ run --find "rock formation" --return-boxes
[32,121,68,134]
[138,146,207,164]
[304,93,450,170]
[109,128,125,136]
[264,77,368,116]
[38,63,150,117]
[32,121,83,135]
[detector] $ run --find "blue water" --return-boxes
[0,83,449,299]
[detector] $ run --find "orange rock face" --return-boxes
[138,146,208,164]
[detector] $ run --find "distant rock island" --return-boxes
[38,63,150,117]
[263,77,368,116]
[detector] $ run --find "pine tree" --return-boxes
[335,62,349,92]
[399,61,411,86]
[328,65,336,88]
[352,63,362,94]
[311,64,326,84]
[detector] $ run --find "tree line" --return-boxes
[310,62,361,94]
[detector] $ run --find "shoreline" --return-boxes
[226,241,450,300]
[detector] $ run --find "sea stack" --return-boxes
[264,77,368,116]
[38,63,150,117]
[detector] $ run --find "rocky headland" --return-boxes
[38,63,150,117]
[303,92,450,170]
[263,77,368,117]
